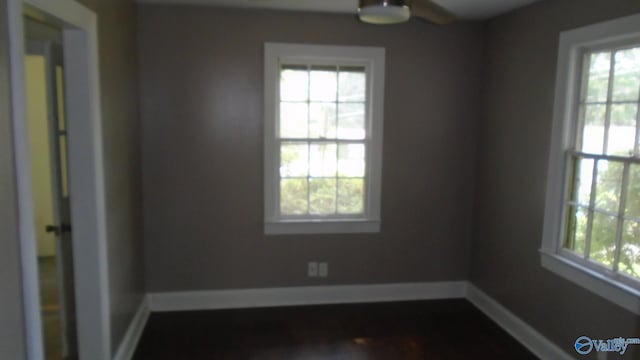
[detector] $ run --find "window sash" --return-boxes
[276,63,371,220]
[563,151,640,286]
[576,46,640,156]
[277,138,369,219]
[278,64,370,141]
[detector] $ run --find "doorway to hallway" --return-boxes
[24,18,77,360]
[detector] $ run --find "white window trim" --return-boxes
[542,13,640,315]
[263,43,385,235]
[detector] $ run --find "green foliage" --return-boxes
[566,207,587,254]
[337,179,364,214]
[310,179,336,215]
[620,221,640,277]
[280,179,307,215]
[594,162,623,213]
[280,177,365,216]
[620,165,640,277]
[568,162,640,278]
[590,212,617,268]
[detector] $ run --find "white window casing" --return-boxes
[264,43,385,235]
[541,13,640,315]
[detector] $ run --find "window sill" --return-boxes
[265,219,380,235]
[540,250,640,315]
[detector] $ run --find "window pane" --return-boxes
[309,143,337,177]
[309,178,337,215]
[338,143,365,177]
[280,143,308,177]
[625,164,640,219]
[338,103,365,140]
[565,206,588,255]
[607,104,637,156]
[620,220,640,279]
[280,179,308,215]
[594,160,624,213]
[280,102,308,138]
[280,66,308,102]
[589,212,617,269]
[309,103,337,139]
[339,68,366,102]
[586,52,611,103]
[338,178,364,214]
[310,66,337,102]
[580,104,606,154]
[570,157,594,206]
[612,48,640,101]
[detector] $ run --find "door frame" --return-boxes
[7,0,110,359]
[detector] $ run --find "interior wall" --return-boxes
[25,55,56,257]
[472,0,640,357]
[0,0,27,356]
[138,5,484,292]
[73,0,144,354]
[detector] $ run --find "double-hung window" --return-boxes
[263,43,385,235]
[542,14,640,314]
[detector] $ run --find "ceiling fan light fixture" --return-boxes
[358,0,411,25]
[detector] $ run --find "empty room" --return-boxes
[1,0,640,359]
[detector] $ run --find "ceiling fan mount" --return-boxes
[357,0,456,25]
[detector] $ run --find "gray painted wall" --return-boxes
[138,5,484,292]
[74,0,145,353]
[0,0,27,357]
[472,0,640,358]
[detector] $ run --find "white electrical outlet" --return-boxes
[308,262,318,277]
[319,262,328,277]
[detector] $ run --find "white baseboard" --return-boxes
[466,284,574,360]
[113,295,150,360]
[148,281,467,312]
[137,282,573,360]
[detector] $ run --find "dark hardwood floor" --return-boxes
[134,299,538,359]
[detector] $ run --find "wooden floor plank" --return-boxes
[134,299,538,359]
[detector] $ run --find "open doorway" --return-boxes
[8,0,110,358]
[24,18,77,359]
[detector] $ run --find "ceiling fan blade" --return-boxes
[411,0,456,25]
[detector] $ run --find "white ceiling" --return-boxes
[436,0,540,19]
[136,0,542,20]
